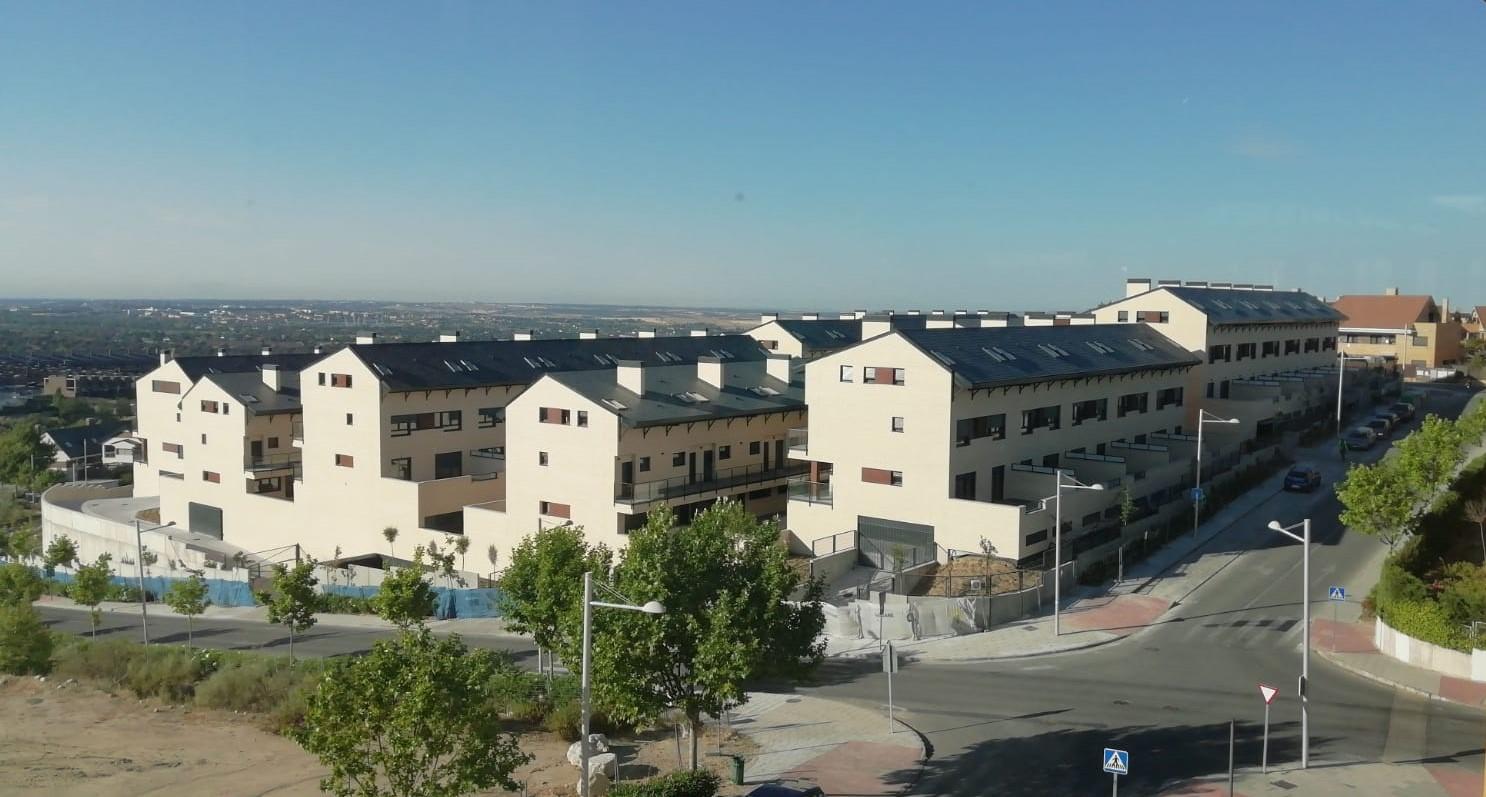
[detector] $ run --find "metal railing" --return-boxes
[809,529,856,556]
[787,476,833,506]
[291,420,303,442]
[617,461,808,503]
[786,427,809,453]
[245,452,301,475]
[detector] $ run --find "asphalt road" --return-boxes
[795,384,1485,796]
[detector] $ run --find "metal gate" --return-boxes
[856,516,934,571]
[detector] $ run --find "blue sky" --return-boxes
[2,2,1483,310]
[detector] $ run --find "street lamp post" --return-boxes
[134,519,175,645]
[1194,410,1241,537]
[1266,518,1311,770]
[1335,350,1372,440]
[1051,469,1104,636]
[581,571,665,797]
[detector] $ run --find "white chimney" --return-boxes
[1125,278,1153,297]
[853,309,867,319]
[930,309,945,316]
[513,331,534,341]
[1254,284,1274,292]
[313,345,323,355]
[906,309,921,316]
[260,346,273,356]
[438,331,461,343]
[355,333,377,345]
[617,360,645,394]
[862,319,892,339]
[760,312,779,323]
[926,317,955,329]
[579,330,598,340]
[262,363,281,392]
[801,313,819,321]
[216,347,226,357]
[637,329,656,339]
[159,349,174,366]
[766,354,791,383]
[1384,287,1400,297]
[689,329,708,337]
[697,355,725,388]
[839,312,856,320]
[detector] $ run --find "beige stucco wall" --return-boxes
[132,359,195,497]
[746,321,805,359]
[1341,321,1464,369]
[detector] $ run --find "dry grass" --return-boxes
[910,556,1040,598]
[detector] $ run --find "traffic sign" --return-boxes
[1328,586,1346,601]
[1190,487,1205,503]
[1259,683,1278,705]
[882,640,899,674]
[1102,748,1129,775]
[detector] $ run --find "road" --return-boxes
[796,384,1484,795]
[37,385,1484,795]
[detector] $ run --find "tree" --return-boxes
[293,627,530,797]
[164,574,210,649]
[977,536,997,595]
[485,544,499,580]
[1466,497,1486,564]
[583,501,825,770]
[0,603,52,675]
[1393,416,1466,500]
[375,547,437,629]
[0,424,54,488]
[1119,483,1136,530]
[1336,463,1417,549]
[72,553,114,638]
[7,527,40,565]
[265,559,319,660]
[0,561,44,606]
[382,526,399,558]
[453,534,470,577]
[500,525,611,679]
[43,534,78,578]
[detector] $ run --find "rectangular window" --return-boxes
[1081,511,1101,527]
[330,373,353,388]
[839,365,853,383]
[1156,387,1184,410]
[161,442,183,457]
[577,411,588,428]
[390,457,411,480]
[200,433,207,445]
[1117,392,1149,417]
[335,453,354,468]
[1071,398,1108,425]
[1284,339,1301,355]
[151,380,181,394]
[861,467,902,486]
[437,410,461,431]
[954,471,976,500]
[672,452,686,467]
[639,456,651,472]
[863,366,877,382]
[477,407,505,428]
[1117,310,1129,323]
[539,451,549,466]
[317,372,326,386]
[862,366,905,385]
[891,416,904,433]
[202,470,220,483]
[1025,530,1048,546]
[222,404,229,416]
[1019,405,1061,434]
[718,445,731,460]
[893,368,905,385]
[268,437,279,449]
[345,412,354,426]
[539,501,571,519]
[1135,310,1169,323]
[1322,336,1337,351]
[1304,338,1320,353]
[1236,342,1257,361]
[200,400,219,414]
[749,441,761,455]
[1262,341,1280,358]
[540,407,571,425]
[956,413,1006,445]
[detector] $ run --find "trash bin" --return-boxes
[729,755,745,785]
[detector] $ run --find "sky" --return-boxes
[1,2,1483,310]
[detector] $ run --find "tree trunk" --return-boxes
[687,714,701,770]
[186,616,193,650]
[289,625,295,660]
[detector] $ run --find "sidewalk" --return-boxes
[731,692,925,796]
[1313,611,1486,710]
[1159,760,1482,797]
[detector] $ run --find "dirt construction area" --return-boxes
[0,676,752,796]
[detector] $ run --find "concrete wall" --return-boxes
[41,485,247,582]
[1374,615,1484,683]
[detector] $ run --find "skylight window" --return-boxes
[981,347,1006,363]
[1037,344,1071,358]
[237,393,259,404]
[601,398,627,411]
[1128,339,1155,352]
[1085,341,1115,355]
[750,386,780,397]
[673,391,710,404]
[460,360,479,371]
[523,356,541,369]
[372,363,393,376]
[931,351,957,366]
[988,346,1017,361]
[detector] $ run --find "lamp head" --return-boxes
[1090,484,1106,491]
[1224,418,1241,425]
[640,601,666,615]
[1267,521,1285,532]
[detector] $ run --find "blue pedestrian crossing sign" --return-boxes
[1190,487,1205,503]
[1102,747,1130,775]
[1328,586,1346,601]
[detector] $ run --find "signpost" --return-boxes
[1259,683,1279,773]
[1102,747,1129,796]
[1190,486,1205,503]
[882,640,898,734]
[1329,585,1346,629]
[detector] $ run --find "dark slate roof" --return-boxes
[43,424,125,460]
[549,363,803,428]
[773,319,862,349]
[1158,287,1341,326]
[173,353,325,382]
[896,324,1200,389]
[349,335,769,391]
[201,372,303,415]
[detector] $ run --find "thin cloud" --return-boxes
[1430,194,1486,215]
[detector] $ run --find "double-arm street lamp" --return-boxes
[134,519,175,645]
[1194,410,1241,536]
[1050,469,1104,636]
[580,571,665,797]
[1266,517,1311,770]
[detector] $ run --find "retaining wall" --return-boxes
[1374,616,1486,683]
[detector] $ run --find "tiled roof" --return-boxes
[201,372,302,415]
[173,353,325,382]
[549,362,803,428]
[43,424,126,460]
[348,335,769,391]
[896,324,1199,389]
[1331,295,1435,330]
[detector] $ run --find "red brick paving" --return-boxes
[1312,618,1377,653]
[1438,676,1486,708]
[1427,764,1484,797]
[1157,779,1249,796]
[783,740,923,796]
[1061,594,1172,635]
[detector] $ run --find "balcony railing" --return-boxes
[787,476,833,506]
[618,461,808,504]
[291,420,304,448]
[786,427,809,455]
[245,452,302,477]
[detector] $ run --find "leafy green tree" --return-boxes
[7,527,40,565]
[1438,562,1486,628]
[293,627,530,797]
[265,559,319,660]
[43,534,78,578]
[382,526,399,558]
[500,525,611,678]
[1466,497,1486,563]
[72,553,114,638]
[1393,415,1465,499]
[164,574,210,649]
[453,534,470,576]
[374,547,437,629]
[583,501,825,769]
[0,424,54,488]
[0,603,53,675]
[1337,462,1418,549]
[0,561,44,605]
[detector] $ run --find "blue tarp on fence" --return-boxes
[321,583,505,619]
[47,572,259,608]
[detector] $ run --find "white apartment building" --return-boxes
[786,324,1202,568]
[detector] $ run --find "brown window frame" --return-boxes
[151,380,181,394]
[335,453,355,468]
[202,470,220,483]
[330,373,353,388]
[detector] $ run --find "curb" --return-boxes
[889,715,932,797]
[1315,647,1486,711]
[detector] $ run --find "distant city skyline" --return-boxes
[2,2,1482,308]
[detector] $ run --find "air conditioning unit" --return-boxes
[967,578,985,592]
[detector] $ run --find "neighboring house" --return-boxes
[1330,290,1465,375]
[41,423,126,478]
[746,310,1022,359]
[786,323,1202,568]
[1091,279,1343,441]
[1462,306,1486,340]
[42,373,136,399]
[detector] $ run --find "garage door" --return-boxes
[188,502,223,540]
[857,516,934,570]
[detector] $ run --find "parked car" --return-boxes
[1345,427,1378,450]
[1376,409,1404,427]
[747,785,825,797]
[1365,417,1392,438]
[1284,464,1323,492]
[1388,401,1416,421]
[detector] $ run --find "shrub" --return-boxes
[544,697,584,741]
[1381,599,1469,651]
[195,654,324,715]
[51,637,141,688]
[610,768,723,797]
[0,604,53,675]
[0,562,43,606]
[125,647,213,702]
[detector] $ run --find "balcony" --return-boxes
[244,452,302,479]
[291,420,304,448]
[787,476,832,506]
[617,461,808,506]
[787,427,809,457]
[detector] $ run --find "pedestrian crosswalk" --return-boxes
[1158,611,1306,650]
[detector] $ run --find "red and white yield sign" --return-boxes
[1259,683,1279,705]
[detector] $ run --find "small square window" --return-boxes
[893,368,905,386]
[268,437,279,448]
[200,433,207,444]
[718,445,731,460]
[672,452,685,467]
[839,365,853,383]
[639,456,651,472]
[175,412,181,423]
[863,367,878,382]
[1117,310,1129,323]
[577,411,588,427]
[891,416,904,433]
[749,441,761,456]
[539,451,549,466]
[335,453,354,468]
[345,413,353,425]
[318,372,326,386]
[890,470,903,486]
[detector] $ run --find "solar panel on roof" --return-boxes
[931,351,957,366]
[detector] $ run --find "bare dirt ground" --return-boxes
[0,677,754,797]
[910,555,1041,597]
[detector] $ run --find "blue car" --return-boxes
[1284,465,1322,492]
